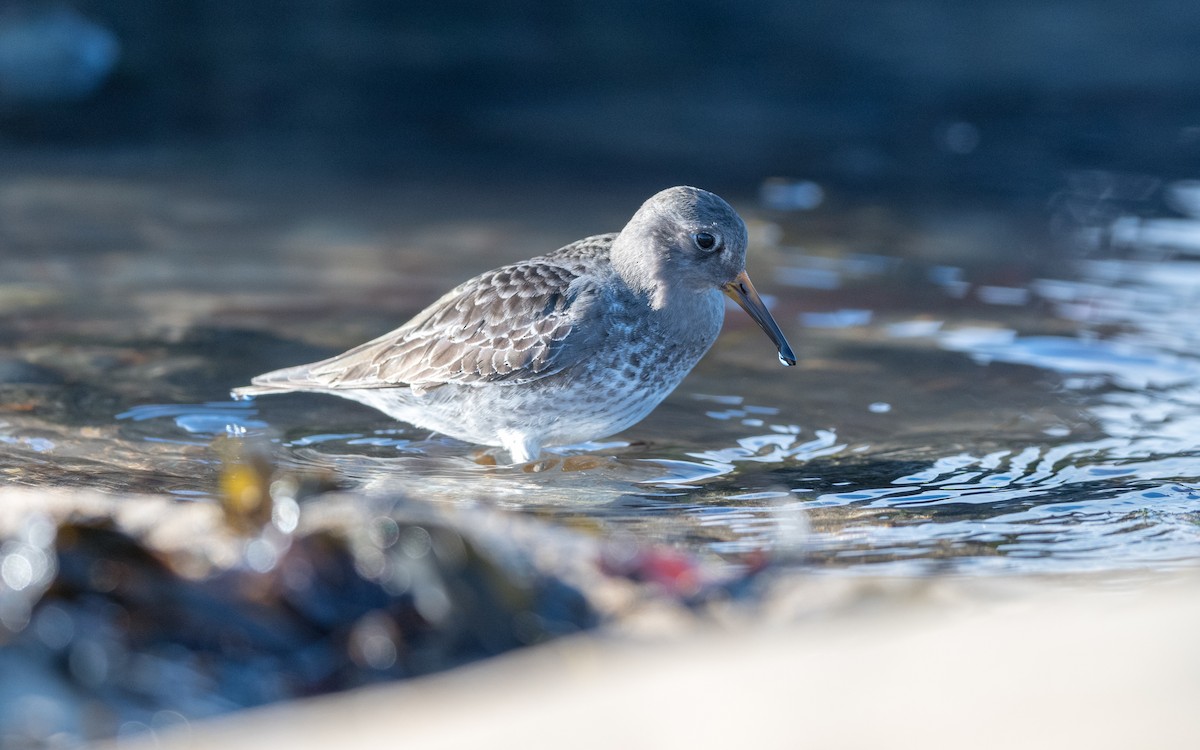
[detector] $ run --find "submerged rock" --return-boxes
[0,357,65,386]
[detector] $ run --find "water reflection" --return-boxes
[118,401,268,442]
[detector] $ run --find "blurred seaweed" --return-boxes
[0,485,602,745]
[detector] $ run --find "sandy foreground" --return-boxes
[103,570,1200,750]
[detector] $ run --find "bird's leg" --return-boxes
[499,430,541,465]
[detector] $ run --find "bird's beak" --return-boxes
[722,271,797,366]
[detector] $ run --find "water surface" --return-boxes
[4,169,1200,577]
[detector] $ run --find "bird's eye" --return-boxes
[693,232,720,252]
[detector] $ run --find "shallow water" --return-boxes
[4,167,1200,577]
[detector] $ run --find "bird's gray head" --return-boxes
[612,186,749,309]
[612,186,797,367]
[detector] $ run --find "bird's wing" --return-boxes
[275,237,615,391]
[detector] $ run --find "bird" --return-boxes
[233,186,796,463]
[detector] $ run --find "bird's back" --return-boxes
[234,233,620,398]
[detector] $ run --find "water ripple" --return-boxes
[117,402,268,438]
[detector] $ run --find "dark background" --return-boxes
[3,0,1200,202]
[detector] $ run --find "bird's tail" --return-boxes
[230,364,320,400]
[231,383,289,399]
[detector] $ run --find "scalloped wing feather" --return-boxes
[272,235,616,391]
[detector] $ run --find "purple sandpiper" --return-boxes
[234,186,796,463]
